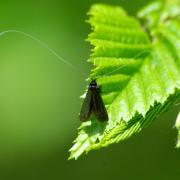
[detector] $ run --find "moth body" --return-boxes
[80,80,108,122]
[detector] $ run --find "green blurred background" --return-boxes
[0,0,179,179]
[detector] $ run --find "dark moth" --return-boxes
[80,80,108,122]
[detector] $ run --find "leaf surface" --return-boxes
[69,2,180,160]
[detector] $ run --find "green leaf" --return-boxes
[69,2,180,160]
[175,111,180,148]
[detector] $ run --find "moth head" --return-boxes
[90,79,97,86]
[89,79,101,91]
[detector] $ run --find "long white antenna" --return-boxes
[99,49,153,77]
[0,30,77,69]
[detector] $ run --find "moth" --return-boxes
[80,80,108,122]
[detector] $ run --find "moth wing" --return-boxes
[92,89,108,122]
[80,89,93,122]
